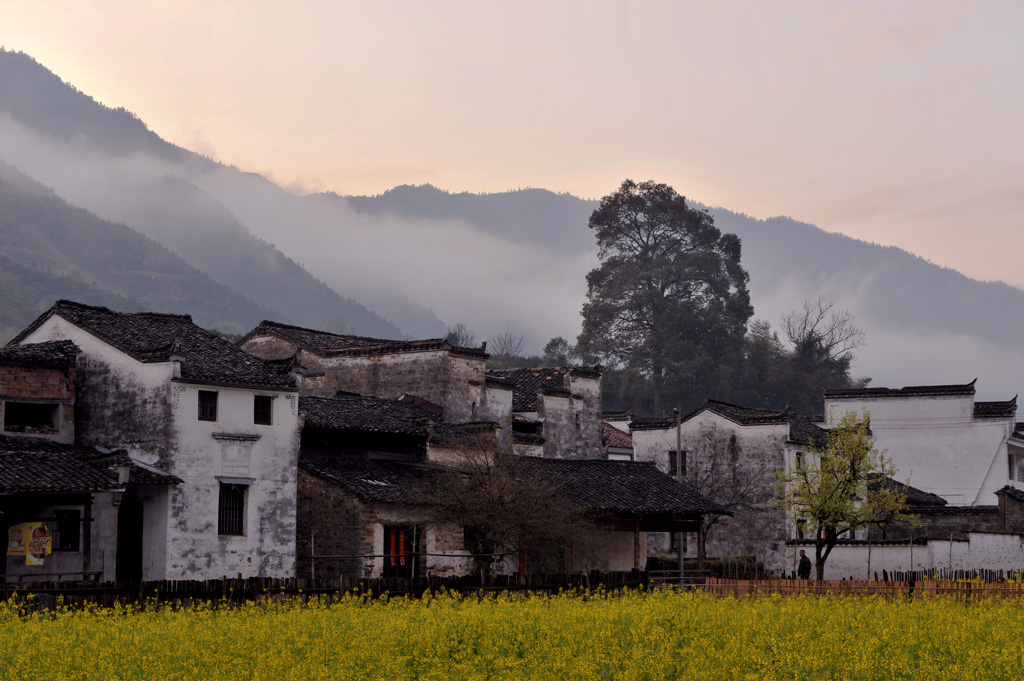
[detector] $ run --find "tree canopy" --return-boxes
[577,180,753,413]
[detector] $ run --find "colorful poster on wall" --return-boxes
[7,523,27,556]
[26,522,51,566]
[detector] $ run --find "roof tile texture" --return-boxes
[12,301,293,389]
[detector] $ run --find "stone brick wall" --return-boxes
[296,470,376,579]
[871,507,1002,540]
[998,489,1024,532]
[0,362,76,443]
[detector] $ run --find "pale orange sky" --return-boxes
[4,1,1023,286]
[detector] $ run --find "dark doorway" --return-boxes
[116,500,144,582]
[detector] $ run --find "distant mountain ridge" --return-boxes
[0,49,410,339]
[0,161,273,337]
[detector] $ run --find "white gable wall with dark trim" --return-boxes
[18,315,300,580]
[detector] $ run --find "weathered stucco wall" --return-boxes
[20,318,173,460]
[236,336,299,362]
[533,374,602,460]
[632,413,790,572]
[296,471,474,580]
[825,395,1014,505]
[296,470,375,579]
[797,533,1024,579]
[569,530,647,572]
[20,318,300,580]
[166,383,299,579]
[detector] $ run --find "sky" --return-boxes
[3,1,1023,288]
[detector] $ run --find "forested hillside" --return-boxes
[0,162,273,337]
[0,49,410,339]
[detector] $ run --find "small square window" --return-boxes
[218,483,246,535]
[254,395,272,425]
[198,390,218,422]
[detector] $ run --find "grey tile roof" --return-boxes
[11,301,293,390]
[0,435,118,493]
[83,450,182,485]
[428,422,499,448]
[518,457,726,515]
[869,475,948,507]
[240,320,487,358]
[974,397,1017,419]
[997,485,1024,503]
[299,457,435,504]
[787,418,830,449]
[0,340,80,368]
[301,455,723,516]
[825,379,977,399]
[300,394,433,436]
[487,366,601,412]
[631,399,788,430]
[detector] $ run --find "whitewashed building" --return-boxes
[823,381,1019,506]
[11,301,301,580]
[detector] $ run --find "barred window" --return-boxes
[218,483,246,536]
[198,391,218,422]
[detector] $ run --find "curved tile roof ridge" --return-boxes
[241,319,487,358]
[825,379,978,399]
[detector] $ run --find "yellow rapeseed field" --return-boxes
[2,589,1023,680]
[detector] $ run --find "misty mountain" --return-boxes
[0,162,275,336]
[0,252,139,341]
[337,183,1024,402]
[344,184,596,254]
[0,49,411,339]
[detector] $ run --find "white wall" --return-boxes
[825,395,1013,505]
[21,316,301,580]
[571,530,647,572]
[167,383,299,579]
[798,533,1024,579]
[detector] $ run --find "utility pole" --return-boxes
[675,405,684,587]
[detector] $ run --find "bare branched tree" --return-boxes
[683,424,777,561]
[445,323,476,348]
[781,297,865,372]
[415,433,588,582]
[488,326,527,369]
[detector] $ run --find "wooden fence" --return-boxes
[0,571,647,610]
[703,578,1024,601]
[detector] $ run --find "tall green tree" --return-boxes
[775,412,915,580]
[577,180,753,413]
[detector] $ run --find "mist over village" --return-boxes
[2,2,1024,679]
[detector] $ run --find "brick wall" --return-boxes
[296,470,376,579]
[0,363,76,443]
[871,507,1002,540]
